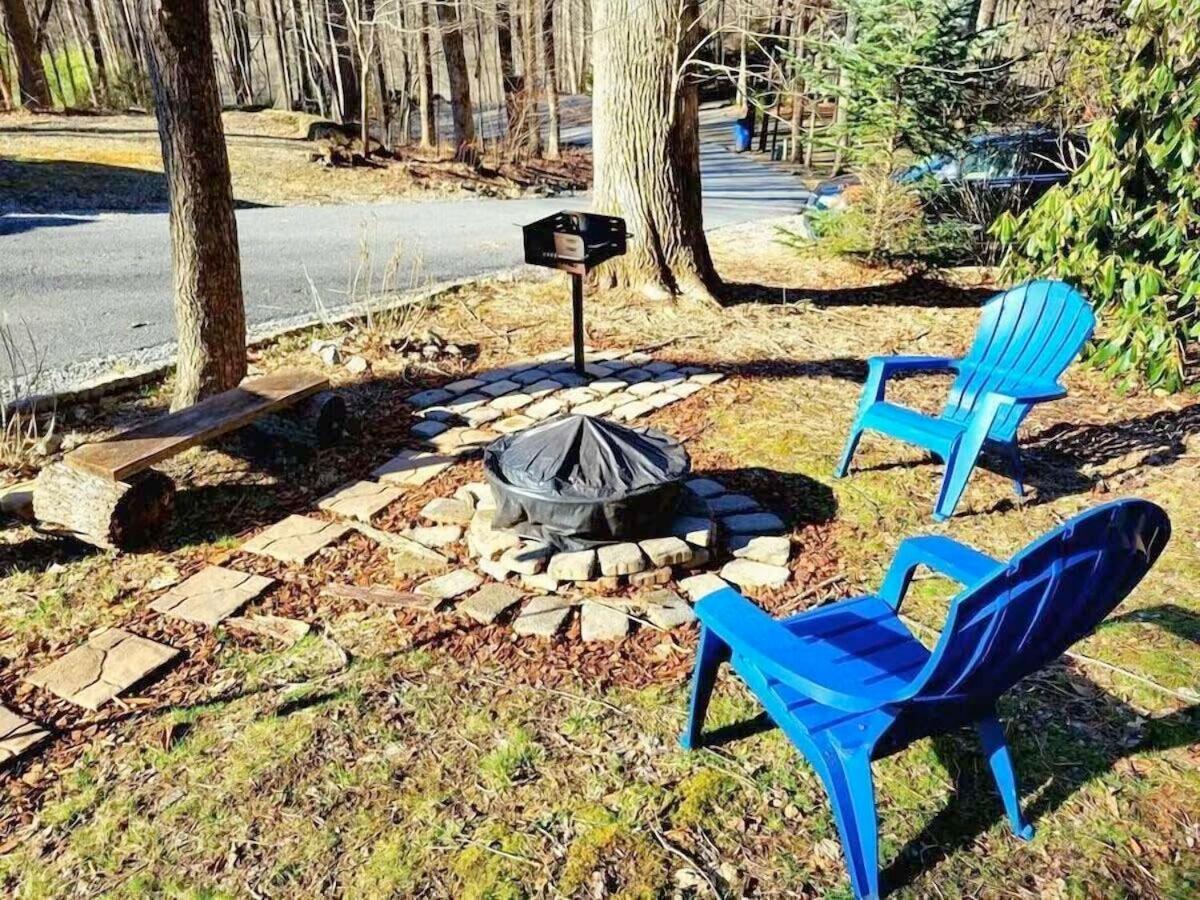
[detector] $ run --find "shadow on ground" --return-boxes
[718,275,994,309]
[0,159,267,216]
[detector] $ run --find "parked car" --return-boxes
[808,129,1090,211]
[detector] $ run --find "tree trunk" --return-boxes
[518,0,540,154]
[327,0,360,122]
[496,0,521,134]
[830,7,857,175]
[976,0,999,30]
[592,0,717,301]
[1,0,52,108]
[435,0,475,154]
[81,0,109,98]
[144,0,248,409]
[416,0,436,148]
[540,0,559,158]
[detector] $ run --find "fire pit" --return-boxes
[483,414,690,551]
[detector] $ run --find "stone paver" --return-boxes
[444,392,489,412]
[668,381,704,400]
[691,372,726,385]
[572,398,617,417]
[553,372,588,388]
[513,595,573,637]
[501,541,553,575]
[644,360,676,375]
[597,542,647,576]
[469,511,523,558]
[678,573,729,602]
[645,392,677,409]
[458,583,524,624]
[420,497,475,525]
[730,534,791,567]
[151,565,275,627]
[26,628,181,711]
[408,388,453,408]
[0,705,49,764]
[492,392,534,412]
[652,373,686,389]
[478,366,522,383]
[580,601,630,641]
[243,515,351,563]
[512,368,552,385]
[559,386,598,406]
[583,363,612,378]
[478,557,512,581]
[521,573,562,593]
[412,420,451,441]
[465,405,504,426]
[721,558,791,590]
[723,511,787,535]
[639,536,694,567]
[684,478,725,498]
[601,357,633,371]
[495,414,535,434]
[626,380,666,398]
[612,400,653,422]
[456,482,496,509]
[619,368,652,384]
[524,397,564,420]
[526,378,563,399]
[669,515,715,547]
[445,377,486,395]
[547,548,597,581]
[415,569,483,607]
[589,377,627,395]
[708,493,759,516]
[641,589,697,630]
[407,525,464,548]
[629,566,672,587]
[372,449,456,486]
[318,480,403,522]
[480,379,521,398]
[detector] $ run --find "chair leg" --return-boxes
[819,744,881,900]
[680,625,729,750]
[834,425,864,478]
[933,446,978,521]
[976,714,1035,841]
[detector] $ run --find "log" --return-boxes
[33,463,176,550]
[246,390,347,452]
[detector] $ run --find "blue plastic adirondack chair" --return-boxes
[681,499,1170,900]
[834,280,1095,520]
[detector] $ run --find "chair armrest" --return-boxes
[878,535,1002,609]
[868,355,959,376]
[696,587,897,713]
[981,382,1067,406]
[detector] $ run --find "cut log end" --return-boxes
[33,463,176,550]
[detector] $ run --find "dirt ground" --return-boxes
[1,224,1198,897]
[0,108,590,212]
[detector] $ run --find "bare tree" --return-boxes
[1,0,52,108]
[435,0,475,155]
[592,0,717,300]
[415,0,436,147]
[144,0,247,407]
[540,0,559,157]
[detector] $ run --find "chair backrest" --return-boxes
[942,280,1095,442]
[903,500,1170,720]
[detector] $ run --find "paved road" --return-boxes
[1,107,813,389]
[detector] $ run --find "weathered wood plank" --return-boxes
[64,370,330,481]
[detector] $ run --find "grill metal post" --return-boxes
[571,273,586,375]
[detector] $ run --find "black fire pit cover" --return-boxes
[483,414,690,550]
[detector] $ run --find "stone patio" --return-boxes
[150,566,275,627]
[242,515,352,564]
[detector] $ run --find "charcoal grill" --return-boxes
[522,211,628,375]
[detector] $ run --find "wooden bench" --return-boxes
[34,370,345,549]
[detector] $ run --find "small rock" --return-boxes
[345,355,370,375]
[479,557,512,581]
[420,496,474,525]
[597,542,646,576]
[547,548,597,581]
[720,559,790,590]
[580,601,630,641]
[320,344,342,366]
[33,433,62,457]
[521,573,562,593]
[730,535,791,567]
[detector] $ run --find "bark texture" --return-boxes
[591,0,717,300]
[144,0,248,408]
[540,0,559,158]
[34,464,176,550]
[435,0,476,154]
[416,0,436,147]
[1,0,52,108]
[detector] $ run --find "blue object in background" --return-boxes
[834,279,1095,519]
[681,499,1171,900]
[732,113,754,153]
